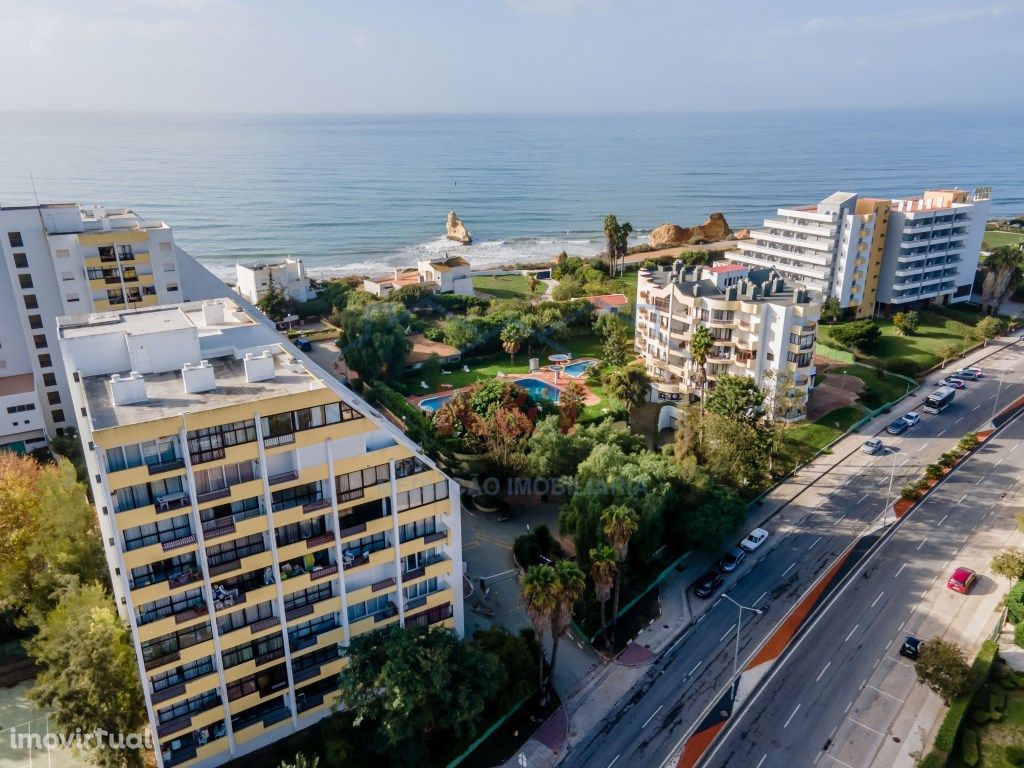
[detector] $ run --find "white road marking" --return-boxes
[955,416,964,423]
[784,703,802,728]
[833,513,846,526]
[871,591,885,608]
[899,458,909,467]
[844,701,853,714]
[857,493,870,504]
[687,661,702,676]
[755,756,766,768]
[895,563,908,578]
[976,475,986,485]
[608,756,620,768]
[782,563,796,578]
[938,429,947,437]
[866,684,905,702]
[642,704,663,728]
[958,494,968,504]
[753,591,768,608]
[917,538,928,551]
[809,536,822,551]
[828,757,855,768]
[816,661,831,682]
[845,624,859,642]
[938,514,948,526]
[995,456,1006,467]
[720,624,736,643]
[920,606,957,620]
[1011,444,1021,453]
[849,717,886,737]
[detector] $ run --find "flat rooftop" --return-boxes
[641,265,813,306]
[82,350,326,431]
[60,300,257,341]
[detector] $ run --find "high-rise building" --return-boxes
[730,187,990,317]
[57,296,463,768]
[634,262,820,417]
[0,203,225,451]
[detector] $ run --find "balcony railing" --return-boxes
[151,683,186,705]
[285,604,315,622]
[250,616,280,634]
[148,457,185,475]
[264,434,295,448]
[292,665,321,684]
[255,648,285,667]
[423,530,447,545]
[157,714,192,738]
[144,651,181,672]
[303,498,331,514]
[196,487,232,504]
[371,577,396,593]
[167,570,202,590]
[297,693,325,713]
[161,534,197,552]
[304,532,334,549]
[268,470,299,486]
[173,603,208,625]
[310,565,338,582]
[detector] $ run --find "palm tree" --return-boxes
[603,214,633,277]
[980,245,1024,315]
[549,560,586,682]
[521,564,560,701]
[601,504,639,645]
[689,324,715,439]
[603,363,651,426]
[589,545,618,646]
[500,322,528,365]
[527,274,541,294]
[558,379,587,431]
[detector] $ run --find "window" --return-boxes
[46,392,60,406]
[394,457,429,479]
[123,514,193,551]
[346,595,391,622]
[159,241,172,252]
[275,516,327,548]
[56,248,70,259]
[221,632,284,669]
[186,420,257,463]
[399,516,438,543]
[150,656,214,693]
[217,599,275,635]
[18,274,33,289]
[42,372,56,387]
[136,588,203,626]
[106,288,124,305]
[33,334,47,349]
[118,244,134,259]
[140,621,211,666]
[283,583,333,613]
[334,463,389,503]
[155,688,219,725]
[163,262,176,272]
[6,403,36,414]
[129,553,198,590]
[38,354,51,368]
[404,577,438,601]
[205,533,265,570]
[28,315,43,329]
[395,481,449,513]
[65,292,79,303]
[8,232,23,248]
[23,294,37,310]
[51,409,64,423]
[12,253,27,269]
[167,283,179,292]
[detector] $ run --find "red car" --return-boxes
[947,567,977,594]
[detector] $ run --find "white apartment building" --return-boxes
[731,187,990,318]
[235,259,313,305]
[0,203,224,450]
[57,296,463,768]
[635,262,820,418]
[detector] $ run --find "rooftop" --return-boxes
[709,264,747,274]
[640,264,816,306]
[425,256,470,272]
[587,293,629,309]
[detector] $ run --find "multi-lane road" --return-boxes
[560,341,1024,768]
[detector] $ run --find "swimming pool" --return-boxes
[418,393,453,412]
[515,377,562,402]
[562,360,596,378]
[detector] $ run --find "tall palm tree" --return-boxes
[980,245,1024,315]
[549,560,586,682]
[558,379,587,431]
[589,545,618,646]
[603,363,651,426]
[500,322,528,365]
[601,504,639,645]
[521,564,560,702]
[603,214,633,278]
[688,324,715,442]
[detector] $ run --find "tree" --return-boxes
[915,638,973,704]
[549,560,586,682]
[279,755,319,768]
[337,303,412,380]
[688,325,715,417]
[28,583,145,768]
[602,504,639,645]
[704,373,765,425]
[594,313,630,367]
[527,417,644,479]
[521,565,560,701]
[979,245,1024,315]
[477,405,534,479]
[552,278,583,301]
[500,321,528,365]
[603,364,651,425]
[256,272,292,322]
[700,411,773,489]
[442,316,481,350]
[527,274,541,294]
[829,319,882,352]
[892,310,920,336]
[821,296,843,324]
[337,625,501,749]
[471,626,535,711]
[603,214,633,278]
[991,549,1024,580]
[589,545,618,645]
[558,379,587,431]
[975,315,1006,345]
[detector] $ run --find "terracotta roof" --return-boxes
[709,264,747,274]
[587,293,629,310]
[428,256,470,272]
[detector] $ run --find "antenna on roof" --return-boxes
[29,170,40,207]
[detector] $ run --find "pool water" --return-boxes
[516,377,562,401]
[419,393,453,412]
[562,360,596,378]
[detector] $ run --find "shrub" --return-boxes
[917,750,948,768]
[1006,744,1024,764]
[901,484,921,501]
[958,433,981,452]
[925,464,945,481]
[1016,621,1024,648]
[886,357,920,376]
[969,708,990,724]
[1005,580,1024,625]
[829,319,883,352]
[938,452,957,469]
[961,729,980,767]
[933,641,999,752]
[422,326,444,342]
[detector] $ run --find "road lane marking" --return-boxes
[976,475,986,485]
[995,456,1006,467]
[844,701,853,714]
[753,591,768,607]
[899,458,909,467]
[857,493,870,504]
[938,429,947,437]
[866,684,905,702]
[687,661,702,677]
[871,591,885,608]
[809,536,822,551]
[784,703,801,728]
[955,416,964,423]
[756,756,766,768]
[845,624,859,642]
[849,717,885,737]
[895,563,908,577]
[938,514,948,526]
[641,704,663,728]
[833,513,846,526]
[1011,444,1020,453]
[720,624,736,642]
[782,563,796,577]
[608,756,620,768]
[828,757,855,768]
[917,538,928,551]
[816,661,831,682]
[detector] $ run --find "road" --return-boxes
[702,411,1024,768]
[559,342,1024,768]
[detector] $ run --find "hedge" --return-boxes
[1006,580,1024,625]
[1006,744,1024,764]
[934,640,1000,752]
[1015,621,1024,649]
[961,728,979,767]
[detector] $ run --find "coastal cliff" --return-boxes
[649,212,732,247]
[446,211,472,244]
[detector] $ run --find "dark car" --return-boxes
[295,337,313,352]
[900,635,923,660]
[692,570,724,599]
[886,417,909,435]
[718,546,747,574]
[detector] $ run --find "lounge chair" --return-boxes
[463,364,471,373]
[441,369,452,375]
[420,381,429,389]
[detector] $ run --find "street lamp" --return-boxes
[721,593,763,700]
[883,447,899,526]
[991,367,1007,422]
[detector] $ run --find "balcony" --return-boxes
[161,534,198,553]
[305,532,335,549]
[145,651,181,672]
[303,498,331,514]
[268,470,299,486]
[201,506,266,541]
[285,604,315,622]
[337,500,389,539]
[196,487,231,504]
[168,569,203,590]
[148,457,185,475]
[249,616,281,634]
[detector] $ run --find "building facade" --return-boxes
[0,203,218,450]
[730,187,989,318]
[58,297,463,768]
[635,263,820,418]
[235,259,313,305]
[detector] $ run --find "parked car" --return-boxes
[740,528,770,552]
[902,411,921,427]
[947,567,977,594]
[718,546,747,573]
[295,337,313,352]
[886,418,909,435]
[965,367,985,377]
[900,635,923,660]
[862,438,883,455]
[692,570,724,599]
[952,369,979,381]
[938,378,966,390]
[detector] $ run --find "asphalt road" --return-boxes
[559,343,1024,768]
[702,410,1024,768]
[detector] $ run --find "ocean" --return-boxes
[0,109,1021,280]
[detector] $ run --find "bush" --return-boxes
[422,326,444,342]
[934,641,999,752]
[917,750,948,768]
[958,433,981,452]
[925,464,945,481]
[938,451,959,469]
[961,728,980,766]
[886,357,920,377]
[829,319,883,352]
[1006,744,1024,764]
[901,484,921,501]
[1016,621,1024,648]
[1005,580,1024,625]
[513,535,541,568]
[969,707,990,724]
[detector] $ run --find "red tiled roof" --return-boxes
[709,264,747,274]
[587,293,629,309]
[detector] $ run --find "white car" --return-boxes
[740,528,769,552]
[862,437,883,455]
[902,411,921,427]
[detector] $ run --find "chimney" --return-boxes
[110,371,147,405]
[244,350,275,382]
[182,360,216,393]
[692,284,700,297]
[201,301,225,326]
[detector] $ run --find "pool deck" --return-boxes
[408,358,601,410]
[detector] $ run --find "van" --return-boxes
[862,438,883,455]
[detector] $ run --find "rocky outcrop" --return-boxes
[446,211,472,244]
[648,212,733,247]
[734,228,752,240]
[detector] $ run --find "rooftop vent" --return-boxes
[201,301,225,326]
[110,371,147,405]
[182,360,216,393]
[244,350,275,383]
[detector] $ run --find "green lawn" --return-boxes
[948,663,1024,767]
[984,229,1024,249]
[820,363,913,410]
[785,405,864,455]
[605,270,639,301]
[472,274,545,300]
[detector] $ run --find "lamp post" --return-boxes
[721,593,763,700]
[991,366,1007,422]
[883,447,899,526]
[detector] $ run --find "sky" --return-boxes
[1,0,1021,113]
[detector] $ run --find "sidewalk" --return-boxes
[502,335,1020,768]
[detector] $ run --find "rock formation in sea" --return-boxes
[649,212,733,247]
[446,211,472,244]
